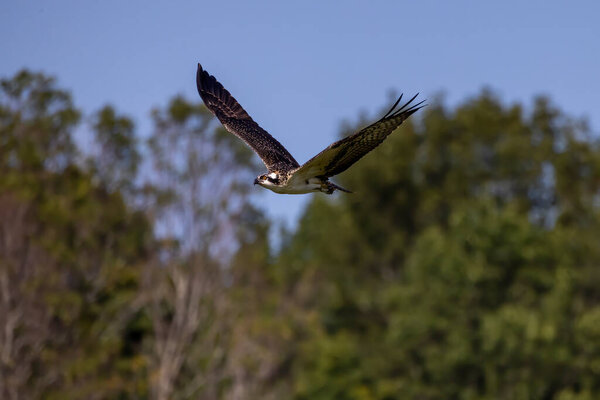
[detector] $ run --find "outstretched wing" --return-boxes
[196,64,299,172]
[291,94,424,180]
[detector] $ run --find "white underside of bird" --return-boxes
[255,173,326,194]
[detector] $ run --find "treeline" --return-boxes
[1,70,599,400]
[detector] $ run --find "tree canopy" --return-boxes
[1,70,599,399]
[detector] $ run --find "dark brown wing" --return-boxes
[196,64,299,172]
[291,94,424,180]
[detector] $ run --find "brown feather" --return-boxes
[292,95,425,179]
[196,64,299,173]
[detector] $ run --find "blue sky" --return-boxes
[2,0,599,227]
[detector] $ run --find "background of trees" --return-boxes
[1,70,599,399]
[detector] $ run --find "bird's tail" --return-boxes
[326,181,353,194]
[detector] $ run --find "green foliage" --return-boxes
[0,70,80,171]
[89,105,140,192]
[274,90,600,399]
[2,69,600,400]
[0,70,151,399]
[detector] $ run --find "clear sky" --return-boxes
[2,0,599,228]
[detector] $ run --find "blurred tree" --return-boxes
[223,205,303,400]
[3,68,600,400]
[274,90,600,399]
[142,95,259,400]
[0,70,151,399]
[88,105,140,193]
[0,70,79,172]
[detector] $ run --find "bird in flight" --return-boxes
[196,64,424,194]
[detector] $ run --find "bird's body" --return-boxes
[196,64,424,195]
[253,172,350,195]
[256,173,323,195]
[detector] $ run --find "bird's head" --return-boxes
[254,172,280,188]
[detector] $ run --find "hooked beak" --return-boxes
[254,178,259,185]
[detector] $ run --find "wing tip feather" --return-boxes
[380,93,427,120]
[195,63,251,120]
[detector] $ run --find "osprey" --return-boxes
[196,64,424,194]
